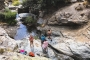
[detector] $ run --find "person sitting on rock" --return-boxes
[29,35,34,47]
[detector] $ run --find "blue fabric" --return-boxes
[41,35,45,41]
[20,51,27,55]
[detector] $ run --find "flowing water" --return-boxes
[14,23,29,40]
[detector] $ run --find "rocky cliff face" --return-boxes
[0,0,5,10]
[48,3,89,25]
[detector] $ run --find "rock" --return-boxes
[47,47,58,60]
[48,36,90,59]
[75,4,84,11]
[0,47,5,54]
[39,11,44,18]
[71,0,77,2]
[0,27,18,52]
[0,52,51,60]
[48,3,89,26]
[0,0,5,10]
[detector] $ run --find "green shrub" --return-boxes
[4,12,16,20]
[0,13,5,21]
[7,20,17,25]
[12,1,20,6]
[5,8,11,12]
[23,16,36,26]
[4,11,17,25]
[3,8,17,25]
[0,8,17,25]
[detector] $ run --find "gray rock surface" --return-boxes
[48,3,90,25]
[47,36,90,59]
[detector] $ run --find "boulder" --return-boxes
[0,27,18,52]
[48,3,89,26]
[47,36,90,59]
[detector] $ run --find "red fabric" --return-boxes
[29,52,35,57]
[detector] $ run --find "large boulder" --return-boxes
[47,36,90,59]
[48,3,89,26]
[0,27,18,53]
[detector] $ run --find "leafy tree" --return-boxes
[21,0,67,13]
[23,16,36,26]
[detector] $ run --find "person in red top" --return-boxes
[29,35,34,47]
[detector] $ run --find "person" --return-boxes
[40,34,46,45]
[47,28,52,39]
[29,35,34,47]
[42,40,48,53]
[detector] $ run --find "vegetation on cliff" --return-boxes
[0,8,17,25]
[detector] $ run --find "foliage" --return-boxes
[4,11,17,25]
[21,0,69,15]
[12,0,20,6]
[23,16,36,26]
[22,0,63,9]
[0,13,5,21]
[5,8,11,12]
[4,8,16,20]
[12,1,20,6]
[0,8,17,25]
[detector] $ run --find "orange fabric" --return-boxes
[29,52,35,57]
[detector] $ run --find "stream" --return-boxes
[14,23,29,40]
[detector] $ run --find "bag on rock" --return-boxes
[29,52,35,57]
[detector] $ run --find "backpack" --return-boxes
[29,52,35,57]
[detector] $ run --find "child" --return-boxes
[29,35,34,47]
[42,40,48,53]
